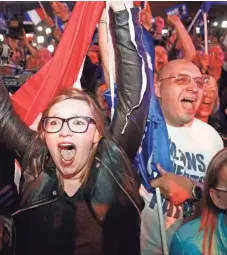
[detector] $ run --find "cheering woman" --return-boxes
[0,2,151,255]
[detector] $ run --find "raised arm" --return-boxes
[167,15,196,61]
[108,4,151,160]
[0,79,43,167]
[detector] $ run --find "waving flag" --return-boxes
[133,25,172,193]
[24,8,46,26]
[12,2,105,126]
[105,5,172,193]
[166,3,189,19]
[201,1,227,13]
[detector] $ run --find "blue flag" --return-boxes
[201,1,227,13]
[194,1,227,35]
[133,25,173,193]
[166,3,189,19]
[104,9,173,193]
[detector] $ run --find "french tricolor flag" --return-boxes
[24,8,46,26]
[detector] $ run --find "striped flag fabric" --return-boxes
[24,8,46,26]
[12,2,105,126]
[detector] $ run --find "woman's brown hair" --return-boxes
[199,148,227,255]
[38,87,105,183]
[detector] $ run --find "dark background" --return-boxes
[0,1,227,23]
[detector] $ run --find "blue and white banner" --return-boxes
[105,7,173,193]
[166,3,189,19]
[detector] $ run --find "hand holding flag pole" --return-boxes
[152,163,194,255]
[151,164,193,206]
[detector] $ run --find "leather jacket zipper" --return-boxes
[12,197,57,217]
[96,157,141,221]
[12,198,57,255]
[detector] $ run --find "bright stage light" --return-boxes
[37,26,43,31]
[47,44,54,53]
[222,21,227,28]
[196,27,200,34]
[37,36,44,44]
[45,28,52,35]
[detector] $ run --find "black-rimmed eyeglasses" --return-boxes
[158,74,210,89]
[42,116,96,133]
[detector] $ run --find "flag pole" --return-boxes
[38,1,47,17]
[156,187,169,255]
[203,12,208,54]
[187,8,202,33]
[106,0,115,120]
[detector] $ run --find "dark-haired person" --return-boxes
[155,46,168,72]
[193,44,226,101]
[207,44,225,82]
[197,77,227,147]
[170,148,227,255]
[0,3,151,254]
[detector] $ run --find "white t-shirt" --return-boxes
[140,118,224,255]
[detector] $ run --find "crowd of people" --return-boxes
[0,1,227,255]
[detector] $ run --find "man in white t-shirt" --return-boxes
[140,59,223,254]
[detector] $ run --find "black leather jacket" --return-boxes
[0,8,151,255]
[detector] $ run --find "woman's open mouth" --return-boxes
[58,143,76,167]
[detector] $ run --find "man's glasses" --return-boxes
[214,187,227,194]
[42,116,96,133]
[158,74,209,89]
